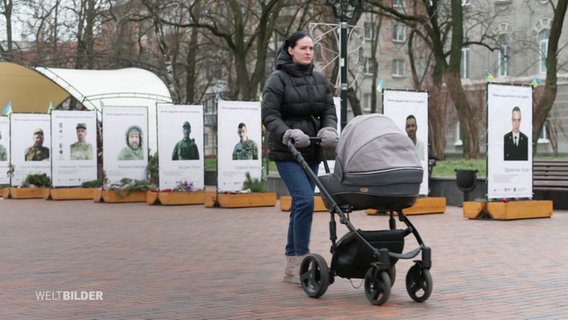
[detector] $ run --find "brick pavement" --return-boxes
[1,198,567,319]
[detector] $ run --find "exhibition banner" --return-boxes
[487,84,533,199]
[102,106,148,186]
[51,110,97,187]
[10,113,52,186]
[157,104,204,191]
[383,89,429,195]
[217,101,262,192]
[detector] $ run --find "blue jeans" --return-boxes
[276,160,319,256]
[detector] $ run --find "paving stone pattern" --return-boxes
[1,199,567,319]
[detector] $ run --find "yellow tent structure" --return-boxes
[0,62,70,113]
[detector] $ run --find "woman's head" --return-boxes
[284,32,314,66]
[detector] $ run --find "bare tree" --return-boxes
[533,0,568,153]
[0,0,14,59]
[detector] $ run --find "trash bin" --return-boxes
[455,169,478,205]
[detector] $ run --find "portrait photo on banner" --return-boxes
[102,106,148,185]
[10,113,52,186]
[50,110,98,187]
[0,116,10,185]
[157,103,204,191]
[217,100,262,193]
[487,83,533,199]
[382,89,429,196]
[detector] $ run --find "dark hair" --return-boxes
[406,114,416,121]
[283,32,310,51]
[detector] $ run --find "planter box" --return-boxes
[9,187,47,199]
[204,191,218,208]
[94,190,147,203]
[486,200,553,220]
[279,196,328,212]
[365,197,446,215]
[45,188,96,200]
[217,192,277,208]
[147,191,206,205]
[1,187,9,198]
[403,197,446,215]
[463,201,487,219]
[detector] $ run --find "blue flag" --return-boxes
[2,101,12,116]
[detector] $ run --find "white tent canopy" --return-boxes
[35,67,173,152]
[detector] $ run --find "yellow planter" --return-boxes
[147,191,207,205]
[94,190,147,203]
[486,200,553,220]
[9,187,47,199]
[217,192,277,208]
[46,188,96,200]
[204,191,218,207]
[279,196,328,212]
[146,191,160,205]
[463,201,487,219]
[366,197,446,215]
[403,197,446,215]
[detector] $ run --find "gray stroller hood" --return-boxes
[319,114,423,210]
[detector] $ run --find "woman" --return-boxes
[261,32,339,284]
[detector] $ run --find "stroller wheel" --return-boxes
[388,265,396,287]
[364,267,391,306]
[405,264,433,303]
[299,254,330,298]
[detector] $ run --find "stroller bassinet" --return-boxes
[319,114,423,211]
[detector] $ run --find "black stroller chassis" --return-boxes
[287,114,433,306]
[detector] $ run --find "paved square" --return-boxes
[1,199,567,319]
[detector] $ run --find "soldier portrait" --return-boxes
[118,125,144,161]
[70,123,93,160]
[232,122,258,160]
[172,121,199,160]
[0,130,7,161]
[25,128,50,161]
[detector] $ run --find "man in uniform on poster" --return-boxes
[70,123,93,160]
[118,125,144,161]
[25,128,50,161]
[232,122,259,160]
[503,106,528,161]
[405,115,425,161]
[0,130,7,161]
[172,121,199,160]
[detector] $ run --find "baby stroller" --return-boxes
[287,114,433,306]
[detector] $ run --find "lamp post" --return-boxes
[325,0,365,129]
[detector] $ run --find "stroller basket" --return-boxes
[331,229,405,279]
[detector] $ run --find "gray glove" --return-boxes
[282,129,311,148]
[317,127,339,148]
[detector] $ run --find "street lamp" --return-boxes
[325,0,365,129]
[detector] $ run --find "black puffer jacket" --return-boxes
[261,47,337,164]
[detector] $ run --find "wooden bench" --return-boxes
[533,160,568,191]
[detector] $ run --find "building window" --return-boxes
[498,34,511,77]
[363,57,375,74]
[393,0,405,9]
[539,29,549,73]
[364,22,375,40]
[392,24,406,43]
[392,59,405,77]
[363,93,372,113]
[538,120,549,144]
[455,121,463,146]
[461,47,470,79]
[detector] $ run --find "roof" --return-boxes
[0,62,70,113]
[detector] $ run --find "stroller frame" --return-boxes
[288,140,433,306]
